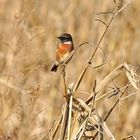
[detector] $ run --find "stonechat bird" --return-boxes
[51,33,74,72]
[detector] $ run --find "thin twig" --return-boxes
[45,114,63,140]
[96,11,114,15]
[92,84,129,139]
[72,5,119,96]
[85,0,133,103]
[62,65,67,98]
[114,0,132,17]
[95,19,108,27]
[59,103,69,140]
[67,84,74,140]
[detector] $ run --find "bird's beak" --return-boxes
[57,36,61,39]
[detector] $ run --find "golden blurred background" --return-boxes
[0,0,140,139]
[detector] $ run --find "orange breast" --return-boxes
[56,43,74,62]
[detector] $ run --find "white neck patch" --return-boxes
[63,41,72,44]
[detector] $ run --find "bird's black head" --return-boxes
[57,33,73,43]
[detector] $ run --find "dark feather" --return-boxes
[51,64,58,72]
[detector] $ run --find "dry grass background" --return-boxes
[0,0,140,139]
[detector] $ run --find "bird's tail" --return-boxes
[51,64,58,72]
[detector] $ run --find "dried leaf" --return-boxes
[102,121,115,140]
[124,62,138,90]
